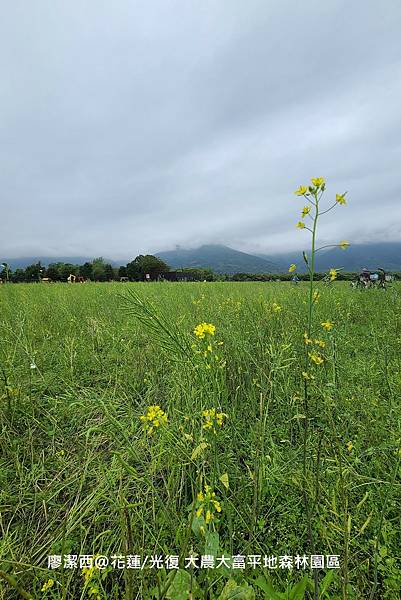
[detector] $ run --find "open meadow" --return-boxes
[0,281,400,599]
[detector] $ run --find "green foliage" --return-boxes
[0,281,400,599]
[165,569,195,599]
[218,579,255,599]
[92,257,115,281]
[126,254,170,281]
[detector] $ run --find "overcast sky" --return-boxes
[1,0,401,260]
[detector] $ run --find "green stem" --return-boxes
[303,192,320,600]
[0,571,33,600]
[307,194,319,338]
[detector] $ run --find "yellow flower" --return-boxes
[216,413,224,426]
[296,221,305,229]
[329,268,338,281]
[302,371,315,381]
[339,240,350,250]
[308,352,324,365]
[196,485,222,525]
[346,441,353,452]
[301,206,311,218]
[193,322,216,339]
[312,290,320,303]
[272,302,282,313]
[294,185,308,196]
[311,177,325,187]
[303,332,312,345]
[336,193,347,205]
[82,566,96,582]
[288,264,296,273]
[314,339,326,348]
[140,405,168,435]
[321,321,334,331]
[41,579,54,592]
[202,408,226,432]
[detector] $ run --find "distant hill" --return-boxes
[156,244,280,274]
[317,242,401,272]
[3,242,401,275]
[265,242,401,273]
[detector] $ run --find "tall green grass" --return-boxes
[0,281,400,599]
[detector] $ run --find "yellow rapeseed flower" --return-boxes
[193,322,216,339]
[308,352,324,365]
[329,268,338,281]
[313,290,320,303]
[288,263,296,273]
[321,321,334,331]
[140,405,168,435]
[336,193,347,205]
[82,566,96,583]
[311,177,325,187]
[202,408,226,431]
[272,302,282,313]
[303,332,312,345]
[294,185,308,196]
[301,206,311,218]
[346,441,354,452]
[296,221,305,229]
[302,371,315,381]
[41,579,54,592]
[196,484,222,524]
[339,240,350,250]
[314,339,326,348]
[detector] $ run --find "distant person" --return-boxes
[378,268,386,289]
[292,275,300,284]
[360,267,371,288]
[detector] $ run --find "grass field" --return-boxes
[0,281,400,599]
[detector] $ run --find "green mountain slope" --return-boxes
[156,244,280,274]
[265,242,401,273]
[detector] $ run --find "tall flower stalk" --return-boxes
[293,178,348,370]
[292,177,349,598]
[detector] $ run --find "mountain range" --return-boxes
[259,242,401,273]
[156,243,401,273]
[155,244,281,274]
[2,242,401,274]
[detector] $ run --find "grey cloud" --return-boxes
[1,0,401,260]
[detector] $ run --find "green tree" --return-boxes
[126,260,141,281]
[46,263,62,281]
[1,263,11,282]
[11,268,25,283]
[182,267,215,281]
[79,262,93,280]
[59,263,78,281]
[25,262,43,282]
[92,257,107,281]
[104,263,115,281]
[129,254,169,280]
[118,265,128,278]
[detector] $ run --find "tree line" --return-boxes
[0,256,217,283]
[1,255,169,283]
[1,259,399,283]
